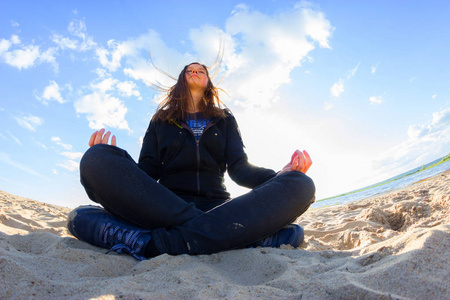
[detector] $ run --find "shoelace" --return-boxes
[100,222,146,260]
[259,235,275,247]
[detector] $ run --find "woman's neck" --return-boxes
[187,90,203,113]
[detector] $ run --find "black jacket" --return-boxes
[138,110,276,200]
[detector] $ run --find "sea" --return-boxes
[312,157,450,209]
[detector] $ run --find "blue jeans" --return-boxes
[79,144,315,255]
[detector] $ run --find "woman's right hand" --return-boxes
[277,150,312,176]
[88,128,116,147]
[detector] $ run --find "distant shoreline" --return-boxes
[316,152,450,203]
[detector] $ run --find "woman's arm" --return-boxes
[138,121,162,180]
[225,114,277,188]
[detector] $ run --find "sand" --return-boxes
[1,171,449,299]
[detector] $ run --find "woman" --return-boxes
[68,62,315,260]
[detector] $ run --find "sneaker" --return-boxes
[253,224,304,248]
[67,205,152,260]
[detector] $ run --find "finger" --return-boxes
[303,150,312,164]
[111,135,117,146]
[303,150,312,169]
[297,152,306,171]
[301,150,312,173]
[88,131,98,147]
[290,151,297,165]
[102,131,112,144]
[95,128,105,145]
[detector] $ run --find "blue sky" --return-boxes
[1,0,449,208]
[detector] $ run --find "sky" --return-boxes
[1,0,449,208]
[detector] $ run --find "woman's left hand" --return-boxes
[88,128,117,147]
[277,150,312,176]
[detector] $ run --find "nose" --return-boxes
[192,69,198,74]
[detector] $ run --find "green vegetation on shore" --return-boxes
[422,153,450,170]
[316,153,450,203]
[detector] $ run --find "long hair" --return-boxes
[152,62,226,122]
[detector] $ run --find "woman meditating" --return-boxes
[67,62,315,260]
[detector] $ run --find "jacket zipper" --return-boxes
[181,120,215,196]
[196,140,200,195]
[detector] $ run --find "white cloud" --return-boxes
[7,131,22,146]
[51,139,82,172]
[96,38,138,72]
[1,131,22,146]
[0,39,12,53]
[74,92,130,131]
[369,96,383,105]
[347,63,360,79]
[98,4,332,109]
[35,141,48,150]
[51,34,78,50]
[14,114,43,131]
[40,81,64,104]
[301,7,333,48]
[90,77,142,100]
[0,35,20,53]
[10,35,20,44]
[51,136,73,150]
[189,26,235,69]
[432,94,437,99]
[2,43,40,69]
[50,18,96,52]
[116,81,142,100]
[57,160,79,172]
[374,107,450,177]
[60,151,83,160]
[40,47,59,72]
[0,35,58,70]
[68,19,86,39]
[96,30,183,90]
[67,19,96,51]
[371,63,379,74]
[329,64,359,99]
[324,101,334,110]
[431,107,450,127]
[330,79,344,98]
[91,78,118,92]
[95,68,109,78]
[96,42,124,72]
[189,4,333,109]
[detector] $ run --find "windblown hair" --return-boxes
[151,62,226,122]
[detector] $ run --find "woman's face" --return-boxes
[185,63,209,91]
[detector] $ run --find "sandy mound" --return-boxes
[1,171,449,299]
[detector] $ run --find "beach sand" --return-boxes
[1,171,449,299]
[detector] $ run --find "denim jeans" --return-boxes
[79,144,316,255]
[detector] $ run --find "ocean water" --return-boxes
[312,159,450,209]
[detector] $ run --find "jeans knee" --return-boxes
[80,144,113,179]
[80,144,124,173]
[80,145,102,175]
[287,171,316,203]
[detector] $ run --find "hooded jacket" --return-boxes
[138,110,277,200]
